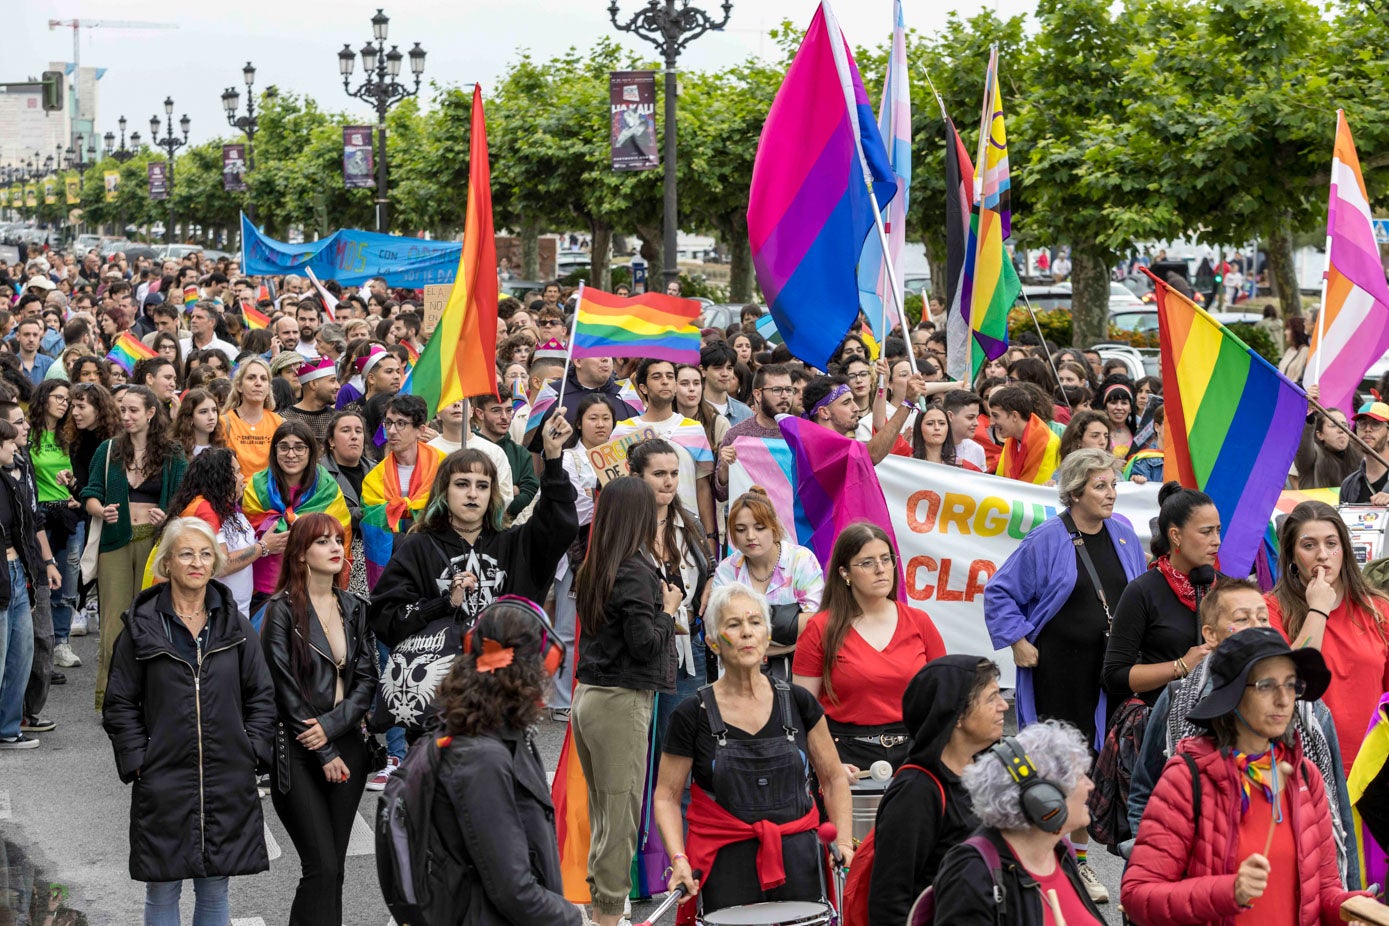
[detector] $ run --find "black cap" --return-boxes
[1186,627,1331,728]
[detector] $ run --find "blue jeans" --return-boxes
[143,877,229,926]
[655,630,707,743]
[53,522,82,642]
[376,640,405,761]
[0,560,35,739]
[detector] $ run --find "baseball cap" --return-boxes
[1355,401,1389,423]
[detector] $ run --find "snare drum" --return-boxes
[699,901,834,925]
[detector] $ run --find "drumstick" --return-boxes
[1045,888,1068,926]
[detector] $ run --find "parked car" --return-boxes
[1091,342,1159,379]
[904,273,931,296]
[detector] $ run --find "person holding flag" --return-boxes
[361,395,444,584]
[988,384,1061,485]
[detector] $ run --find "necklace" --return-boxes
[747,543,780,583]
[174,605,206,626]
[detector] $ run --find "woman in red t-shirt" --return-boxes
[1266,500,1389,777]
[792,521,946,769]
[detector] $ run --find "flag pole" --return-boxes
[554,281,582,415]
[922,70,949,122]
[1017,289,1070,409]
[1309,394,1389,471]
[867,183,918,375]
[1312,112,1340,388]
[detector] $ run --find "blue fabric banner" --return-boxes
[239,213,462,288]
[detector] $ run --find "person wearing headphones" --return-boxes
[429,596,582,925]
[1122,628,1360,925]
[931,721,1105,925]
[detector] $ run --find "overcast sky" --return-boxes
[15,0,1034,149]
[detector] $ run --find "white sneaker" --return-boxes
[365,755,400,792]
[69,613,88,637]
[1077,860,1110,904]
[53,643,81,668]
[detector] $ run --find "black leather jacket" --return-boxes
[260,588,378,790]
[574,555,676,693]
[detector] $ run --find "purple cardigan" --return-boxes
[983,512,1146,749]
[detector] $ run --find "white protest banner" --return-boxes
[587,425,660,485]
[877,457,1160,687]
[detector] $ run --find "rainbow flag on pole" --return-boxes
[105,331,157,374]
[402,84,499,418]
[747,0,897,371]
[1305,110,1389,415]
[856,0,910,341]
[241,302,270,330]
[1146,267,1307,577]
[571,285,701,364]
[958,47,1020,379]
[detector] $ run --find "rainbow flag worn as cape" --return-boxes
[1149,267,1307,577]
[571,285,701,364]
[746,1,897,371]
[361,443,443,583]
[996,414,1060,485]
[106,331,157,375]
[242,463,352,551]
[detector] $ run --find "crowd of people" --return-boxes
[1,242,1386,926]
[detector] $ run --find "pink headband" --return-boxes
[806,383,851,420]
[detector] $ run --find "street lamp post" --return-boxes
[223,61,260,221]
[609,0,732,290]
[337,9,426,232]
[150,98,189,244]
[105,116,141,164]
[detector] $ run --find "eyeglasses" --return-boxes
[851,553,896,571]
[174,549,216,565]
[1245,678,1307,697]
[50,395,70,404]
[539,319,563,327]
[277,442,311,456]
[847,371,873,382]
[760,386,795,396]
[383,419,414,432]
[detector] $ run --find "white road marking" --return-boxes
[0,789,10,820]
[264,823,281,861]
[346,810,375,856]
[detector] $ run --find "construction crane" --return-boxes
[47,19,179,148]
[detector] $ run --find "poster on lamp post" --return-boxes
[609,71,658,171]
[24,184,37,208]
[147,162,169,200]
[223,144,248,192]
[43,178,57,205]
[343,126,375,189]
[104,171,120,202]
[65,175,80,205]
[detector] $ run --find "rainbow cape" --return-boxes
[105,331,157,374]
[996,414,1060,485]
[571,285,701,364]
[1149,267,1306,577]
[361,444,443,583]
[242,463,352,551]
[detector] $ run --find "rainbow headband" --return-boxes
[806,383,851,420]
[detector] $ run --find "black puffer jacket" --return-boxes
[932,827,1105,926]
[101,581,277,882]
[575,555,676,693]
[260,588,378,790]
[432,727,583,926]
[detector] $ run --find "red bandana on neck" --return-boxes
[1153,554,1197,610]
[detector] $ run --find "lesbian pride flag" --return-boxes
[748,0,896,371]
[1305,110,1389,415]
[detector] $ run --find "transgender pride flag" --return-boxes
[748,1,897,372]
[856,0,911,341]
[1305,110,1389,415]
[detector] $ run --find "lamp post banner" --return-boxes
[239,213,462,287]
[343,126,375,189]
[223,144,248,191]
[609,70,658,171]
[103,171,120,202]
[65,175,81,205]
[147,162,168,200]
[43,178,57,205]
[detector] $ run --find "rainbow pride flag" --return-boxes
[105,331,157,374]
[1148,267,1307,577]
[183,285,200,309]
[570,285,701,364]
[241,302,270,330]
[509,375,527,413]
[997,414,1061,485]
[400,340,419,369]
[747,1,896,371]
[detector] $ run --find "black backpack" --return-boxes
[1087,696,1150,850]
[376,733,470,926]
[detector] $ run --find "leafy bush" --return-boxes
[1007,306,1072,345]
[1105,327,1159,349]
[1227,322,1279,365]
[904,292,924,327]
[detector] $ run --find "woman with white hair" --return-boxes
[932,721,1106,925]
[101,517,277,925]
[983,447,1144,898]
[653,582,851,918]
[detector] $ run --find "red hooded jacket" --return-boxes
[1121,737,1356,925]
